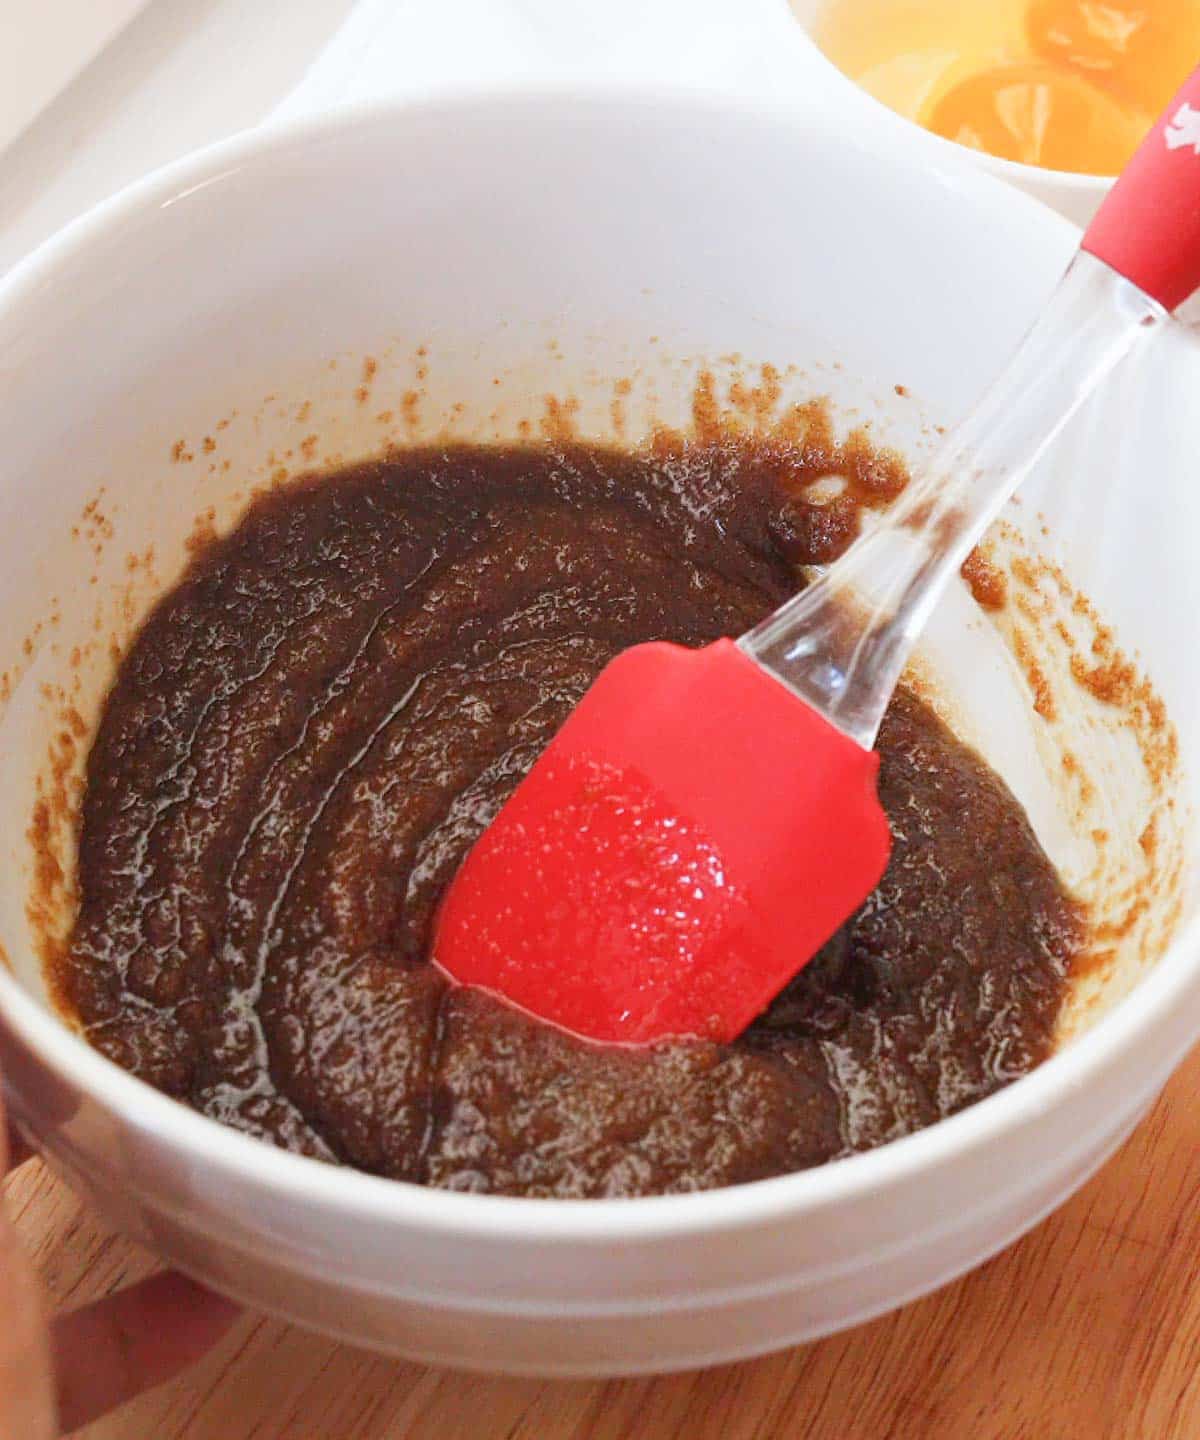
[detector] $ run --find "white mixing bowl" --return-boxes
[0,89,1197,1376]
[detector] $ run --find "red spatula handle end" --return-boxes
[1082,63,1200,313]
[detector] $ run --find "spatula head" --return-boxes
[434,638,891,1045]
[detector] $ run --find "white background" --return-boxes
[0,0,360,274]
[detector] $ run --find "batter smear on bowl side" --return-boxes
[59,437,1083,1197]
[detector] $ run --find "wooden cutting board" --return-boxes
[8,1043,1200,1440]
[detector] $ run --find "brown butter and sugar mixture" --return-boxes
[62,437,1083,1197]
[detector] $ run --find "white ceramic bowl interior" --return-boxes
[0,91,1197,1375]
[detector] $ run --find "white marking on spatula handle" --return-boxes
[1083,65,1200,312]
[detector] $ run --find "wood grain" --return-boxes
[8,1044,1200,1440]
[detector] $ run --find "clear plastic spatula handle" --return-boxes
[740,253,1162,747]
[742,61,1200,749]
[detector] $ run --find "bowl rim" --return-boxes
[0,83,1192,1244]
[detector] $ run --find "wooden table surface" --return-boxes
[8,1044,1200,1440]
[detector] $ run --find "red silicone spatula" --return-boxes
[435,67,1200,1046]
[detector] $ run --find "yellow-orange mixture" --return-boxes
[811,0,1200,174]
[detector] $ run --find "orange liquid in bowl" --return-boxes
[810,0,1200,174]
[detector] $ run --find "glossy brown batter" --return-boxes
[62,439,1082,1196]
